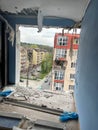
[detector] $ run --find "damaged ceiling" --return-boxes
[0,0,91,33]
[0,0,90,21]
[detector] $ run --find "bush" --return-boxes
[39,73,48,79]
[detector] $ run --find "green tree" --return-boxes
[41,53,53,74]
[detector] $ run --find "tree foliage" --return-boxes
[41,54,53,74]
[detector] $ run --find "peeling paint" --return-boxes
[17,8,38,16]
[0,8,38,16]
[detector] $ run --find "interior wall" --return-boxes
[8,25,16,84]
[75,0,98,129]
[0,21,2,87]
[0,21,8,87]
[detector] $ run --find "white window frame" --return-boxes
[54,71,64,80]
[56,49,67,58]
[57,36,68,46]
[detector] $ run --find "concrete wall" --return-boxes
[75,0,98,130]
[8,25,16,84]
[0,21,2,87]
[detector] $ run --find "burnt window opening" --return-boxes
[54,60,66,70]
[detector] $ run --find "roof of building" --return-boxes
[34,48,48,52]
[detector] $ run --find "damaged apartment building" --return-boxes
[52,31,79,91]
[0,0,98,130]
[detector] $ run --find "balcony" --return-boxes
[55,56,67,62]
[53,60,67,70]
[53,65,66,71]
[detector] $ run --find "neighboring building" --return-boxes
[27,48,33,71]
[52,33,79,91]
[20,47,28,73]
[32,48,48,65]
[20,47,49,72]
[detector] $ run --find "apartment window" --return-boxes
[37,56,39,59]
[73,38,79,45]
[27,51,32,61]
[56,87,61,91]
[56,49,67,58]
[71,62,76,68]
[58,36,68,46]
[73,50,78,56]
[70,74,75,79]
[69,85,74,90]
[54,71,64,80]
[54,82,64,91]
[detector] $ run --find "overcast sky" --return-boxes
[19,26,80,47]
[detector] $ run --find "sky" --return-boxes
[19,26,81,47]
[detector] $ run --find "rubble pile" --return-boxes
[9,86,75,112]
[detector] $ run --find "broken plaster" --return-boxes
[0,14,15,46]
